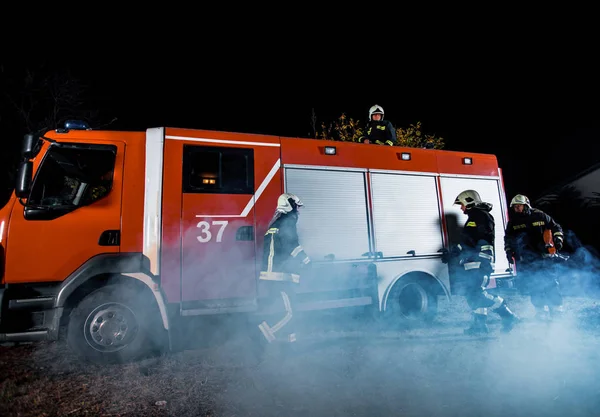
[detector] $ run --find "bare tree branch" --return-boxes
[4,64,104,134]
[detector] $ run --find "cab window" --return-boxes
[28,143,117,208]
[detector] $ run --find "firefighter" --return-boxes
[504,194,566,320]
[357,104,397,146]
[442,190,520,335]
[256,193,311,351]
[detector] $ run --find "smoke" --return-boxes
[559,229,600,297]
[10,203,600,416]
[158,206,600,416]
[481,318,600,417]
[194,294,600,417]
[13,242,600,417]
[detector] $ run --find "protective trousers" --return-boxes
[461,268,519,334]
[257,280,298,344]
[463,269,504,316]
[518,262,564,316]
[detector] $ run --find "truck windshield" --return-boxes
[28,144,117,208]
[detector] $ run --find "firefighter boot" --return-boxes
[464,313,489,335]
[494,301,520,333]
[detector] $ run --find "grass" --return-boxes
[0,341,222,416]
[1,295,599,417]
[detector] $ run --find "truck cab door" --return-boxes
[4,142,124,284]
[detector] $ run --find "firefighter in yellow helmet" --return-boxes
[504,194,566,321]
[442,190,520,334]
[255,193,311,352]
[357,104,397,146]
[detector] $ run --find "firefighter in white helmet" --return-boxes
[357,104,397,146]
[442,190,520,334]
[255,193,311,352]
[504,194,566,320]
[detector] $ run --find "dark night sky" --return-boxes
[65,57,599,202]
[3,41,600,203]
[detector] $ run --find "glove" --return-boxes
[440,248,450,264]
[554,237,563,251]
[440,245,461,264]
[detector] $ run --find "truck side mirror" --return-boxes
[15,161,33,199]
[22,134,40,159]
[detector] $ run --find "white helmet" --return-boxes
[276,193,304,213]
[510,194,531,208]
[369,104,384,121]
[454,190,482,208]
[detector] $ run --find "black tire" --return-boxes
[385,276,438,323]
[67,284,164,365]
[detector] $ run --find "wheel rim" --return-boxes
[83,302,139,352]
[396,283,428,318]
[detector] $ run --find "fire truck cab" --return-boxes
[0,122,514,364]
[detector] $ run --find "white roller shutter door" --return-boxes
[284,167,370,261]
[370,172,444,258]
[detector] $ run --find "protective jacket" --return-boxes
[456,202,495,274]
[358,119,397,145]
[260,212,310,283]
[504,208,564,263]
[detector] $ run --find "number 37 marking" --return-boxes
[196,220,229,243]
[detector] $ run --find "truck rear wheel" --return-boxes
[385,276,438,323]
[67,284,163,364]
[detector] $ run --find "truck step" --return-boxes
[8,297,55,311]
[0,329,50,343]
[298,296,373,311]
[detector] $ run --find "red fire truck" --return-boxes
[0,121,514,363]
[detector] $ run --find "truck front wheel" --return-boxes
[67,284,163,364]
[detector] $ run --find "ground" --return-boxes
[2,294,600,417]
